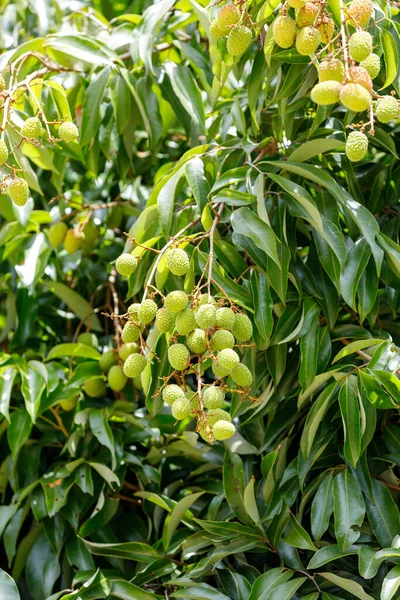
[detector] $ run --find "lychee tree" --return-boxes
[0,0,400,599]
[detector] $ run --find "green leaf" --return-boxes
[381,565,400,600]
[138,0,175,74]
[231,207,280,268]
[243,477,261,524]
[311,472,334,541]
[299,320,319,391]
[46,343,100,361]
[89,410,116,470]
[341,239,371,311]
[339,380,361,467]
[333,469,365,550]
[251,271,273,341]
[81,539,160,562]
[249,569,294,600]
[307,544,357,569]
[223,450,253,527]
[365,479,400,548]
[41,281,102,331]
[290,139,343,163]
[381,30,398,90]
[358,370,395,409]
[0,367,17,421]
[318,573,374,600]
[80,67,111,146]
[332,339,385,363]
[283,513,317,551]
[185,157,210,212]
[0,569,20,599]
[268,578,307,600]
[19,363,45,423]
[165,62,205,135]
[111,580,160,600]
[163,491,204,550]
[300,382,336,458]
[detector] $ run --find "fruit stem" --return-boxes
[339,0,350,76]
[207,203,224,302]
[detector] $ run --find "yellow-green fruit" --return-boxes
[60,396,78,411]
[83,377,106,398]
[217,348,240,372]
[99,350,118,372]
[81,219,99,251]
[376,96,399,124]
[21,117,41,139]
[348,66,372,92]
[9,178,29,206]
[78,332,98,348]
[318,59,345,83]
[123,353,147,378]
[203,386,225,409]
[59,122,79,142]
[64,229,82,253]
[155,308,175,332]
[197,419,215,443]
[197,293,217,307]
[171,397,191,420]
[311,81,341,105]
[348,31,372,62]
[162,384,185,406]
[296,26,321,55]
[212,361,231,378]
[207,408,232,427]
[122,321,140,343]
[186,329,207,354]
[317,17,334,44]
[196,303,217,329]
[360,53,380,80]
[232,313,253,342]
[138,299,157,324]
[348,0,373,27]
[168,344,189,370]
[210,18,228,38]
[118,343,139,361]
[216,307,236,330]
[211,330,235,351]
[0,74,5,92]
[288,0,306,7]
[128,303,141,320]
[216,4,241,29]
[296,2,319,28]
[166,248,190,276]
[175,308,196,336]
[231,363,253,387]
[48,222,68,248]
[0,140,8,166]
[165,290,188,313]
[116,253,137,277]
[227,25,253,56]
[108,365,128,391]
[213,420,236,440]
[339,83,371,112]
[345,131,368,162]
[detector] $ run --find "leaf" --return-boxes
[283,513,317,551]
[299,320,319,391]
[81,67,110,146]
[381,30,398,90]
[7,410,32,460]
[290,139,343,163]
[19,363,46,422]
[300,382,336,458]
[298,368,342,409]
[45,34,115,67]
[311,472,334,541]
[185,157,209,212]
[164,491,204,550]
[243,477,261,524]
[250,271,273,341]
[0,569,20,599]
[333,469,365,550]
[110,580,160,600]
[332,339,385,363]
[81,539,160,562]
[89,410,116,470]
[358,370,395,409]
[46,343,100,361]
[365,478,400,548]
[381,565,400,600]
[307,544,357,569]
[341,239,371,311]
[0,367,17,421]
[268,578,307,600]
[249,569,294,600]
[231,207,280,267]
[138,0,175,73]
[223,450,253,527]
[42,281,102,331]
[318,573,374,600]
[165,62,205,135]
[339,380,361,467]
[157,164,186,236]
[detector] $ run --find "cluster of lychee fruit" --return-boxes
[209,3,253,57]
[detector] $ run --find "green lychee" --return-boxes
[345,131,368,162]
[138,299,157,324]
[211,330,235,351]
[48,222,68,248]
[175,308,196,336]
[123,353,147,378]
[232,313,253,342]
[64,228,82,253]
[318,59,345,83]
[295,26,321,56]
[168,344,189,370]
[296,2,319,28]
[213,420,236,440]
[155,307,175,332]
[0,140,8,166]
[311,81,341,105]
[118,343,139,361]
[203,386,225,409]
[122,322,140,343]
[99,350,118,372]
[227,25,253,56]
[59,122,79,142]
[217,348,240,372]
[376,96,399,123]
[165,290,188,313]
[108,365,128,391]
[231,363,253,387]
[348,31,372,62]
[360,53,380,80]
[21,117,41,139]
[339,83,371,112]
[116,253,137,277]
[171,397,191,420]
[83,377,106,398]
[9,178,29,206]
[166,248,190,276]
[215,307,235,329]
[186,329,207,354]
[196,303,217,329]
[162,384,185,406]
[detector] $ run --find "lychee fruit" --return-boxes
[296,27,321,55]
[166,248,190,276]
[232,313,253,342]
[287,0,306,7]
[210,18,228,38]
[345,131,368,162]
[21,117,41,139]
[48,222,68,248]
[360,53,380,80]
[348,66,373,92]
[123,353,147,378]
[165,290,188,313]
[138,299,157,324]
[60,396,78,411]
[339,83,371,112]
[128,303,141,320]
[213,420,236,440]
[9,178,29,206]
[227,25,253,56]
[108,365,128,391]
[317,17,334,44]
[168,344,189,370]
[203,386,225,409]
[212,361,231,378]
[216,307,236,330]
[59,122,79,142]
[348,31,372,62]
[272,15,297,49]
[64,228,82,253]
[99,350,117,372]
[311,81,341,105]
[207,408,232,426]
[211,330,235,351]
[175,308,196,336]
[186,329,207,354]
[216,4,241,30]
[83,377,106,398]
[231,363,253,387]
[172,397,191,420]
[155,308,175,332]
[296,3,319,28]
[376,96,399,123]
[347,0,373,27]
[196,303,217,329]
[122,322,140,343]
[116,253,137,277]
[318,59,345,83]
[162,384,185,406]
[118,343,139,361]
[0,140,8,166]
[217,348,240,372]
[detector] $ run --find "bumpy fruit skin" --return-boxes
[59,122,79,142]
[360,53,380,80]
[348,31,372,62]
[175,308,196,335]
[186,328,207,354]
[108,365,128,391]
[213,420,236,440]
[210,18,228,38]
[196,303,217,329]
[168,344,189,370]
[155,308,175,332]
[287,0,305,7]
[64,228,82,253]
[163,384,185,406]
[116,253,137,277]
[166,248,190,276]
[48,222,67,248]
[318,59,345,83]
[348,66,372,92]
[21,117,41,139]
[216,4,241,30]
[339,83,371,112]
[345,131,368,162]
[317,17,334,43]
[138,299,157,324]
[376,96,399,123]
[0,74,5,92]
[207,408,232,427]
[217,348,240,372]
[172,397,191,420]
[216,307,236,330]
[296,27,321,55]
[311,81,341,105]
[78,332,99,348]
[272,15,296,49]
[227,25,252,56]
[165,290,188,313]
[0,140,8,166]
[9,178,29,206]
[123,353,147,378]
[348,0,373,27]
[122,322,140,343]
[203,386,225,409]
[211,329,235,351]
[232,313,253,342]
[212,361,231,378]
[231,363,253,387]
[99,350,117,372]
[197,293,217,307]
[60,396,78,411]
[83,377,106,398]
[296,2,319,28]
[128,303,141,320]
[118,343,139,361]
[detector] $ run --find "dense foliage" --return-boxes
[0,0,400,598]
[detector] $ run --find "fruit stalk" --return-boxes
[207,202,224,303]
[339,0,350,76]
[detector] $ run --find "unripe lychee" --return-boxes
[216,4,241,30]
[168,344,189,370]
[0,140,8,166]
[83,377,106,398]
[48,222,68,248]
[122,322,140,343]
[212,361,231,378]
[288,0,306,7]
[166,248,190,276]
[232,313,253,342]
[311,81,341,105]
[176,308,196,336]
[128,303,141,320]
[231,363,253,387]
[172,397,191,420]
[116,253,137,277]
[165,290,188,313]
[211,330,235,351]
[64,228,82,253]
[0,75,5,92]
[203,386,225,409]
[272,15,297,49]
[9,178,29,206]
[348,31,372,62]
[138,299,157,324]
[216,307,236,329]
[155,308,175,332]
[348,0,373,27]
[210,18,228,38]
[345,131,368,162]
[348,66,372,92]
[318,59,345,83]
[213,420,236,440]
[99,350,117,372]
[186,329,207,354]
[118,343,139,361]
[123,353,147,378]
[360,53,380,79]
[59,122,79,142]
[296,2,319,28]
[21,117,41,139]
[163,384,185,406]
[217,348,240,372]
[197,294,217,307]
[60,395,78,411]
[207,408,232,427]
[296,27,321,55]
[376,96,399,123]
[108,365,128,391]
[317,17,334,44]
[339,83,371,112]
[77,332,98,348]
[227,25,252,56]
[196,303,217,329]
